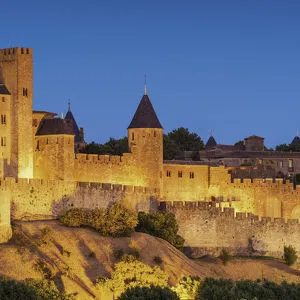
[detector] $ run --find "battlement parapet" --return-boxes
[0,47,31,56]
[75,153,132,164]
[162,201,300,227]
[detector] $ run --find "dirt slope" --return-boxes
[0,221,299,299]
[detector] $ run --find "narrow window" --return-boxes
[166,170,171,177]
[2,97,5,102]
[190,172,194,179]
[1,137,6,146]
[1,115,6,124]
[26,48,29,54]
[21,48,24,54]
[36,140,40,150]
[178,171,182,178]
[278,161,283,168]
[154,131,156,137]
[289,159,293,168]
[132,132,134,141]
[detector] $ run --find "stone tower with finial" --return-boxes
[128,82,163,190]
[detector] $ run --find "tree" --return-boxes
[172,276,201,300]
[119,286,179,300]
[95,259,169,297]
[168,127,204,152]
[84,137,128,155]
[136,211,185,249]
[284,245,298,266]
[275,144,290,152]
[164,127,204,160]
[234,140,245,150]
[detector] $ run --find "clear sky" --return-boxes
[1,0,300,148]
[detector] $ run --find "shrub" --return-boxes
[38,226,54,246]
[196,278,300,300]
[113,248,124,260]
[219,249,231,265]
[95,259,169,297]
[173,276,201,300]
[119,286,179,300]
[121,254,136,263]
[60,202,138,237]
[136,211,185,249]
[153,256,163,265]
[0,278,73,300]
[128,248,140,259]
[284,245,298,266]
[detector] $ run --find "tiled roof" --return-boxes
[291,136,300,145]
[128,94,162,129]
[0,83,10,95]
[36,118,74,136]
[65,109,82,142]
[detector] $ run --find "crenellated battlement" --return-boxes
[0,47,31,56]
[162,201,300,227]
[75,152,133,164]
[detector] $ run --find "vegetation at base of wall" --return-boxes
[284,245,298,266]
[0,278,73,300]
[153,256,163,265]
[219,249,231,265]
[196,278,300,300]
[118,286,180,300]
[95,259,169,296]
[136,211,185,249]
[172,276,201,300]
[59,202,138,237]
[38,226,54,246]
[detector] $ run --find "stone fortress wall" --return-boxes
[164,201,300,259]
[0,177,158,220]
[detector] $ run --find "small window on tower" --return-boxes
[166,170,171,177]
[190,172,194,179]
[1,115,6,124]
[1,137,6,146]
[178,171,182,178]
[132,132,135,141]
[154,131,156,137]
[2,97,5,102]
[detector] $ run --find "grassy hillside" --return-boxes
[0,221,299,299]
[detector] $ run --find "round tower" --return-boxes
[127,90,163,190]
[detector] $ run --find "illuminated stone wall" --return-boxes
[0,48,33,178]
[0,189,12,243]
[165,201,300,259]
[34,135,75,181]
[0,178,159,220]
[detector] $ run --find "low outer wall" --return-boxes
[163,201,300,260]
[1,178,159,220]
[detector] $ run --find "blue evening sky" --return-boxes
[1,1,300,148]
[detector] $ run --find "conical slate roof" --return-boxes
[0,83,10,95]
[65,106,81,142]
[205,135,217,148]
[291,136,300,145]
[128,94,162,129]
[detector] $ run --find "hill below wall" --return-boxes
[0,221,299,299]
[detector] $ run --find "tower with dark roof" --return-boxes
[128,89,163,189]
[64,101,86,152]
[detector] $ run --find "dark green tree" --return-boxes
[119,286,179,300]
[275,144,290,152]
[84,137,128,155]
[136,211,184,249]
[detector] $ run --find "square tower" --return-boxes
[0,47,33,178]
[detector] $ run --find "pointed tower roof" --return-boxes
[64,101,81,142]
[128,94,163,129]
[205,135,217,148]
[0,83,10,95]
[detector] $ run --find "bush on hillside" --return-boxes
[136,211,184,249]
[219,249,231,265]
[60,202,138,237]
[95,259,168,296]
[119,286,179,300]
[284,245,298,266]
[172,276,201,300]
[196,278,300,300]
[0,278,72,300]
